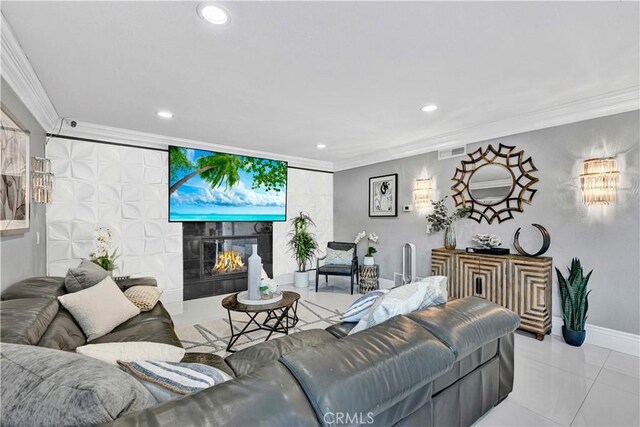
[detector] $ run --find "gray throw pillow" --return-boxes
[64,259,109,293]
[0,343,157,427]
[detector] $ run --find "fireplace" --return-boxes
[182,222,273,301]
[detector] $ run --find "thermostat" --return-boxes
[402,205,413,212]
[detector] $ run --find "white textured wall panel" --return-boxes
[272,168,333,280]
[46,138,183,301]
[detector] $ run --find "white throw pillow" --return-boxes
[76,342,186,365]
[415,276,448,307]
[349,282,428,335]
[58,276,140,341]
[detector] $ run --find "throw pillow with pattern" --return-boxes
[124,286,163,311]
[325,248,354,265]
[340,289,389,322]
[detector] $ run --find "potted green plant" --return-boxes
[287,212,318,288]
[355,231,379,265]
[425,197,472,250]
[556,258,592,347]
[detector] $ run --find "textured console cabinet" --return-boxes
[432,248,552,340]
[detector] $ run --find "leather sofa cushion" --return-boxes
[111,302,173,332]
[109,363,319,427]
[37,309,87,351]
[226,329,336,377]
[90,319,183,348]
[432,338,499,394]
[325,322,356,338]
[181,352,236,378]
[1,277,66,301]
[407,297,520,359]
[280,316,455,424]
[116,277,158,291]
[1,299,59,345]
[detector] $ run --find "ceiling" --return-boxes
[2,1,639,170]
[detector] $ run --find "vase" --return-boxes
[562,326,586,347]
[363,256,374,266]
[293,271,309,288]
[444,226,456,250]
[247,244,262,300]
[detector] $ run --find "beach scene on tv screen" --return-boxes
[169,146,287,222]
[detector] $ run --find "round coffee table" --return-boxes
[221,291,300,352]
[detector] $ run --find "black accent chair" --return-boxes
[315,242,359,294]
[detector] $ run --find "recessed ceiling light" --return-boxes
[197,3,230,25]
[157,111,174,119]
[316,143,327,149]
[421,104,439,112]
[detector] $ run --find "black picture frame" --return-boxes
[368,173,398,217]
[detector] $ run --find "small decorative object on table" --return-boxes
[425,197,471,250]
[359,264,380,294]
[556,258,592,347]
[247,244,262,300]
[90,227,119,275]
[466,233,510,255]
[356,231,379,265]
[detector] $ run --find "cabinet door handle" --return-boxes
[475,277,482,294]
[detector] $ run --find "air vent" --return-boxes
[438,146,467,160]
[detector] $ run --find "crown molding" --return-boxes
[57,120,335,171]
[1,12,58,131]
[334,86,640,171]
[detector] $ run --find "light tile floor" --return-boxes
[165,281,640,427]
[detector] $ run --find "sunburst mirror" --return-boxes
[451,144,538,224]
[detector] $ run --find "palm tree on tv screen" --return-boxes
[169,146,286,195]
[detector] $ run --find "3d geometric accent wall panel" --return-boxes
[272,168,333,280]
[46,138,183,301]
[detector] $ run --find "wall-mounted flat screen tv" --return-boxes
[169,146,287,222]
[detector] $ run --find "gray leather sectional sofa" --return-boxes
[1,276,519,426]
[111,297,519,426]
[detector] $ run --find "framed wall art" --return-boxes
[369,173,397,217]
[1,106,30,235]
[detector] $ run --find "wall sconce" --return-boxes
[32,157,55,204]
[579,157,619,205]
[414,178,433,209]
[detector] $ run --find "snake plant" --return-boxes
[556,258,592,332]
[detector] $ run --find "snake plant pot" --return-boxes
[293,271,309,288]
[562,326,586,347]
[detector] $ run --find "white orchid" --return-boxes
[354,230,367,244]
[473,234,502,248]
[367,233,379,244]
[91,227,119,271]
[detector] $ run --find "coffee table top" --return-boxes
[222,290,300,312]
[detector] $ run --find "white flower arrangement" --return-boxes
[354,230,367,244]
[368,233,379,244]
[90,227,119,271]
[473,234,502,248]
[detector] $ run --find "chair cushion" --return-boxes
[1,276,66,300]
[64,259,110,293]
[0,299,59,345]
[0,343,156,426]
[317,264,353,274]
[407,297,520,359]
[225,329,337,377]
[58,276,140,341]
[325,247,354,265]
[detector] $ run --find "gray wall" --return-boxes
[1,78,47,289]
[335,111,639,335]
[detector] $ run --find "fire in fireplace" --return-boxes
[213,250,246,273]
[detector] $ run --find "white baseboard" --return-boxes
[552,316,640,357]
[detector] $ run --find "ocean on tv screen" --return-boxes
[168,147,287,222]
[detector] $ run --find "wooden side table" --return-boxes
[359,264,379,294]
